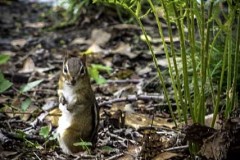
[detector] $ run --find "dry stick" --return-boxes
[33,152,41,160]
[99,94,164,107]
[106,153,124,160]
[106,79,142,84]
[106,132,137,145]
[162,145,189,152]
[73,154,97,160]
[106,132,128,142]
[0,130,10,144]
[1,128,45,143]
[13,51,33,66]
[1,111,61,116]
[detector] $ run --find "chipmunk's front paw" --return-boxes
[66,104,73,111]
[59,96,67,105]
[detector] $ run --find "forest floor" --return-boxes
[0,1,240,160]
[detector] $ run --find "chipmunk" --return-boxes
[57,54,99,155]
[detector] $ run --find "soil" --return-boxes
[0,1,240,160]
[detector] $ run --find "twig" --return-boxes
[162,145,189,152]
[73,154,97,160]
[107,79,142,84]
[106,153,124,160]
[33,152,42,160]
[0,130,10,144]
[0,111,61,116]
[106,132,127,142]
[1,128,45,143]
[99,94,164,107]
[13,51,33,66]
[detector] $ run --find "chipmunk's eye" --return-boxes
[79,65,85,75]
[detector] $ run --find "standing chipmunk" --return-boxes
[57,54,99,155]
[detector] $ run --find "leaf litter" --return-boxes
[0,1,239,160]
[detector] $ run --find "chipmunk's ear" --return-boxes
[63,51,70,64]
[80,54,86,65]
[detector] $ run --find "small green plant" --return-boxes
[21,98,32,112]
[100,145,114,152]
[15,130,43,149]
[88,64,112,84]
[39,126,51,139]
[74,139,92,153]
[0,52,44,112]
[0,54,10,65]
[0,54,12,93]
[2,79,44,112]
[18,79,44,111]
[20,79,44,93]
[0,72,13,93]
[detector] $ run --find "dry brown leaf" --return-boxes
[3,102,39,121]
[136,66,152,75]
[0,96,10,104]
[147,45,164,56]
[21,105,39,121]
[45,108,61,127]
[87,43,104,54]
[111,42,138,59]
[153,152,179,160]
[19,57,35,73]
[25,22,46,28]
[125,113,175,129]
[71,37,89,45]
[110,24,139,30]
[151,37,180,44]
[90,29,111,46]
[126,145,141,157]
[0,151,18,158]
[117,155,134,160]
[10,39,27,48]
[0,50,16,56]
[35,66,55,73]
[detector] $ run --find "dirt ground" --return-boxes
[0,1,240,160]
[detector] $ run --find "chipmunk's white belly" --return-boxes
[57,103,72,134]
[62,84,75,103]
[57,105,73,154]
[57,84,75,154]
[57,84,75,133]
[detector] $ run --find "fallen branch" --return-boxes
[106,153,124,160]
[163,145,189,152]
[106,79,142,84]
[1,111,61,116]
[1,128,45,143]
[99,94,164,107]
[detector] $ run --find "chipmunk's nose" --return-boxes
[71,79,76,85]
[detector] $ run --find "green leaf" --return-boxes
[20,79,44,93]
[88,67,99,81]
[0,54,10,65]
[88,64,112,84]
[0,72,12,93]
[101,145,114,151]
[91,64,112,74]
[95,76,106,84]
[73,141,92,147]
[16,130,27,139]
[39,126,50,138]
[21,98,31,111]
